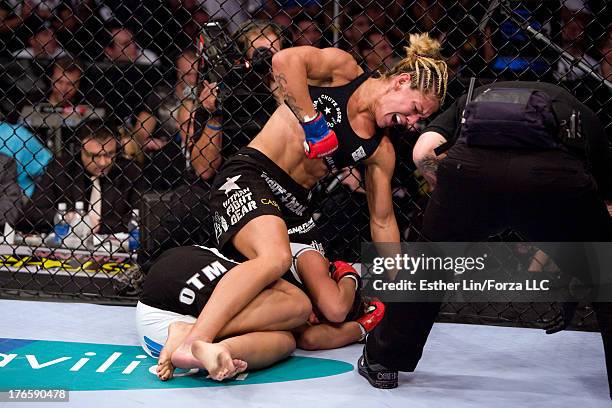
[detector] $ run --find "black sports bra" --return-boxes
[308,71,384,170]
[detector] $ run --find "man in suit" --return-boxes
[19,119,144,234]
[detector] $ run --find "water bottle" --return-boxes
[71,201,91,247]
[53,202,70,246]
[128,209,140,252]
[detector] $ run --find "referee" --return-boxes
[359,80,612,398]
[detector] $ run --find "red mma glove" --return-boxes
[330,260,361,291]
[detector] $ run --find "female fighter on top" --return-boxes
[171,32,448,378]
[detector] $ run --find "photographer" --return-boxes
[189,19,288,179]
[136,22,288,274]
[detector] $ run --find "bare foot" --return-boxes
[191,341,246,381]
[232,359,248,377]
[171,343,203,370]
[156,351,174,381]
[157,321,193,381]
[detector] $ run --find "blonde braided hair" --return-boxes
[384,33,449,105]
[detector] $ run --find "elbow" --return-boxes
[272,49,298,76]
[413,131,440,164]
[271,50,288,72]
[319,302,348,324]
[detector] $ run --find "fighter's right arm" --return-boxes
[271,46,361,121]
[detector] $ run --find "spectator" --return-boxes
[292,12,323,47]
[18,119,143,234]
[0,154,24,226]
[166,0,209,58]
[342,5,373,57]
[358,31,397,72]
[261,0,322,19]
[0,121,52,197]
[132,49,200,191]
[12,23,66,59]
[0,0,46,56]
[3,22,69,116]
[190,20,286,171]
[554,8,599,82]
[29,57,85,106]
[103,23,159,65]
[52,1,100,61]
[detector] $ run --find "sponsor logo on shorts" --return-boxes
[179,261,229,306]
[261,198,280,210]
[260,173,307,217]
[222,187,258,226]
[213,212,229,240]
[351,146,367,162]
[310,240,325,256]
[287,218,316,236]
[218,175,242,196]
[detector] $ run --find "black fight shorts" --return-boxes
[210,147,317,255]
[140,245,240,317]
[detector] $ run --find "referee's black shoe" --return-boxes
[358,346,398,389]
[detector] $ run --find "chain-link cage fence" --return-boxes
[0,1,609,327]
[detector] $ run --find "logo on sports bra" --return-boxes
[351,146,366,162]
[313,94,342,128]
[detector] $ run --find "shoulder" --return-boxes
[365,136,395,169]
[117,157,143,177]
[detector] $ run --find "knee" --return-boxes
[276,247,293,275]
[259,248,293,279]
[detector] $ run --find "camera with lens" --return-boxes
[199,22,274,104]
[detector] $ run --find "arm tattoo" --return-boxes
[417,155,440,174]
[274,72,304,120]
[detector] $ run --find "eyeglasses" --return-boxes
[82,149,118,160]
